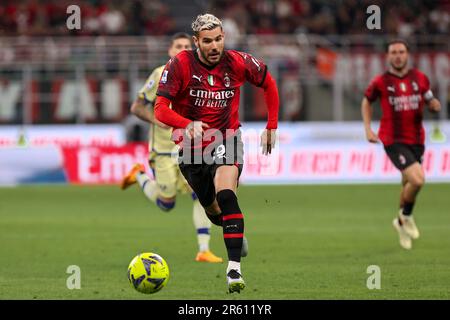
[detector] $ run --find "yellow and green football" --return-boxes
[127,252,169,294]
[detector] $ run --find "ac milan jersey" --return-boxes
[156,49,267,145]
[364,69,431,146]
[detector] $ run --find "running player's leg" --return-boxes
[401,162,425,214]
[386,144,423,245]
[201,197,248,257]
[179,162,224,226]
[398,162,424,239]
[214,165,245,292]
[133,157,178,211]
[176,172,216,257]
[179,153,247,268]
[391,144,425,215]
[399,173,408,209]
[181,172,223,263]
[121,163,146,190]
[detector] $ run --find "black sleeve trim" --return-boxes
[257,65,268,87]
[156,91,174,101]
[364,94,377,103]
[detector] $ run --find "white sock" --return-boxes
[227,261,241,274]
[198,241,209,253]
[192,199,211,252]
[136,172,158,203]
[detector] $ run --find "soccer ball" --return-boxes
[127,252,170,294]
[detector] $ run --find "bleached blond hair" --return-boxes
[191,14,222,36]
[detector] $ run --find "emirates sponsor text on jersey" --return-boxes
[389,94,422,112]
[189,88,236,108]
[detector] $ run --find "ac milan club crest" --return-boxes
[224,73,230,88]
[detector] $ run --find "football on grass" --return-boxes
[127,252,169,294]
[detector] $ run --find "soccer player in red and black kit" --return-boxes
[362,40,441,250]
[154,13,279,292]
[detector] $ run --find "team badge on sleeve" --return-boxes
[146,80,155,89]
[424,89,434,101]
[161,70,168,84]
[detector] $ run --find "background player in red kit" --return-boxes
[361,39,441,250]
[154,13,279,292]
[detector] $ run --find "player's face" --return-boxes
[168,38,192,58]
[193,27,225,66]
[387,43,409,71]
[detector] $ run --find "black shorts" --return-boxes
[384,143,425,171]
[178,130,244,208]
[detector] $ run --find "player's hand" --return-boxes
[365,129,379,143]
[261,129,276,155]
[185,121,209,140]
[155,119,170,129]
[428,98,441,113]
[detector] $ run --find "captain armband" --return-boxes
[424,89,434,102]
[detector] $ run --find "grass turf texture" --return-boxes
[1,184,449,300]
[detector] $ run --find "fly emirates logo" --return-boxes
[389,94,422,112]
[190,89,235,108]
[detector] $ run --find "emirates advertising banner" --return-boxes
[1,122,450,185]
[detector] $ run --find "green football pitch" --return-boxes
[1,184,450,300]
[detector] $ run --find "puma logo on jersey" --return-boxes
[387,86,395,93]
[251,57,261,71]
[192,75,202,82]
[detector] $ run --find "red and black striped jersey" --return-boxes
[156,49,267,133]
[365,69,431,146]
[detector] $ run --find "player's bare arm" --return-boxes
[130,98,169,128]
[361,97,379,143]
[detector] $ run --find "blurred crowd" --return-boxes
[0,0,448,37]
[0,0,176,36]
[210,0,450,37]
